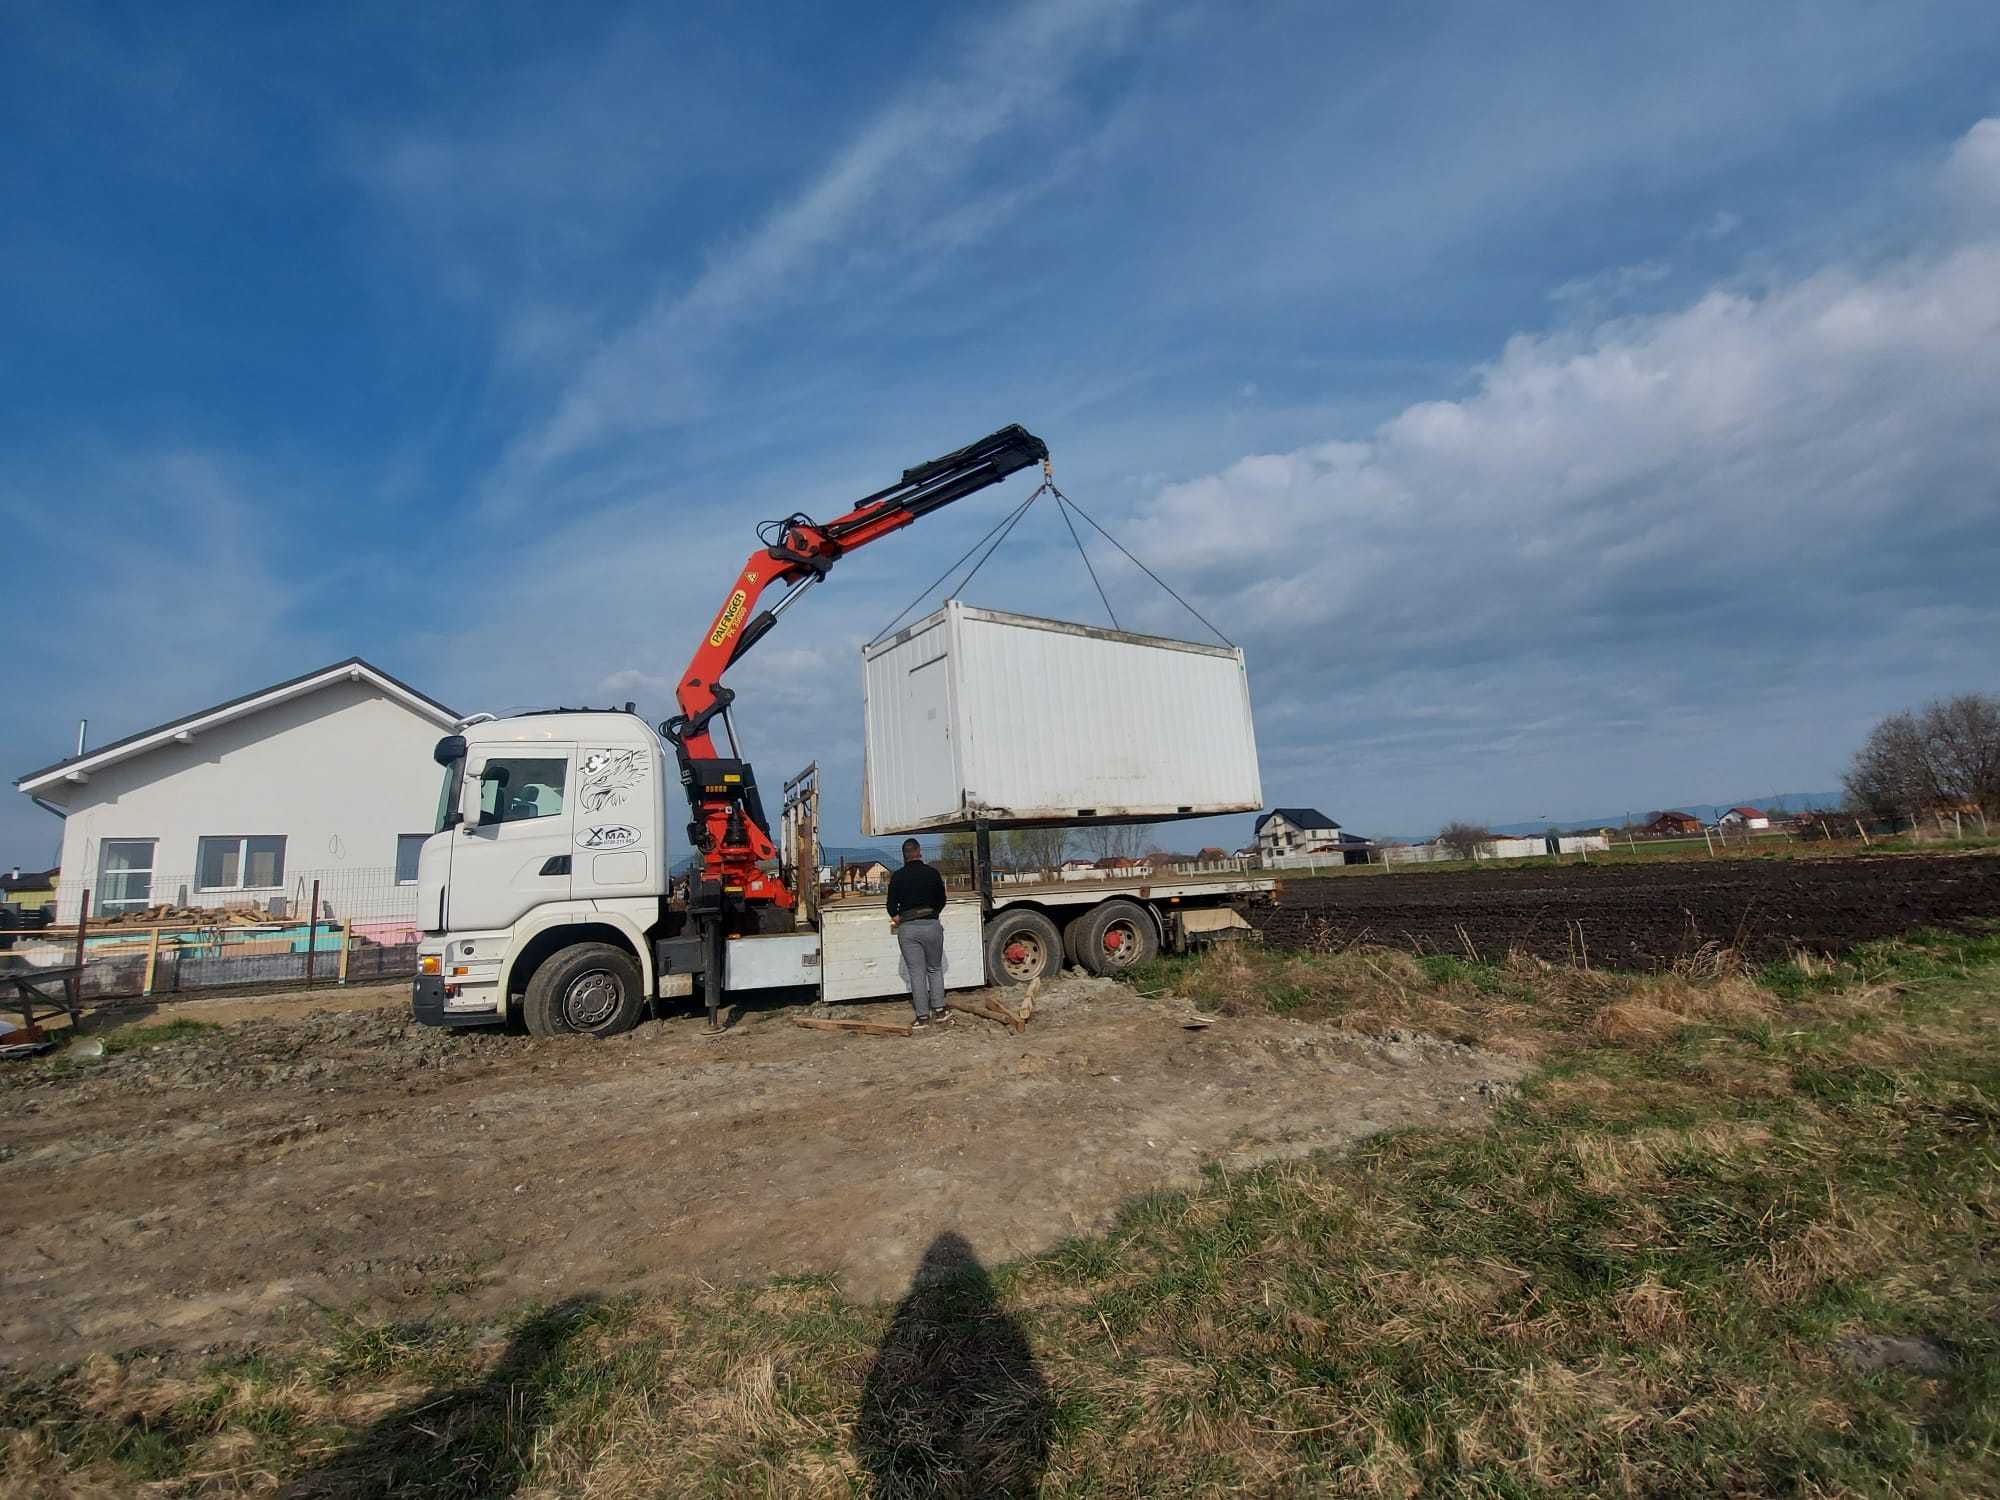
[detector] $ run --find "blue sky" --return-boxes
[5,0,1999,863]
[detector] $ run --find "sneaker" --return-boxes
[931,1009,953,1025]
[911,1015,928,1029]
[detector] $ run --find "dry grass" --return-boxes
[1167,936,1782,1064]
[6,928,2000,1496]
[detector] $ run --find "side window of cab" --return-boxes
[477,757,569,826]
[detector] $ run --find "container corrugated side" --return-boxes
[861,602,1261,834]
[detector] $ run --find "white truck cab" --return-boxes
[414,710,685,1033]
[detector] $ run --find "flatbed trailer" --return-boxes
[715,867,1272,1003]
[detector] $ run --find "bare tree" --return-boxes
[1002,826,1069,875]
[1436,820,1492,860]
[1845,694,2000,825]
[1078,824,1144,863]
[1925,693,2000,824]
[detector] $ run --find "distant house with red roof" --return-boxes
[1716,806,1770,830]
[1643,811,1704,836]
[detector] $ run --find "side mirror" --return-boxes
[433,734,467,767]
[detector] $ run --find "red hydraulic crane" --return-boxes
[664,424,1049,928]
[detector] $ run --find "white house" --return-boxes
[1716,806,1771,831]
[15,658,458,924]
[1254,806,1342,858]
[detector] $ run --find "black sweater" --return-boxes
[886,860,946,918]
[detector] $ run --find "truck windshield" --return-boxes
[434,756,465,833]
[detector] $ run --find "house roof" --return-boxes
[2,867,56,894]
[1647,810,1701,825]
[15,657,460,795]
[1255,806,1340,834]
[1725,806,1765,818]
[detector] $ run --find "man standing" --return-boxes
[887,837,950,1027]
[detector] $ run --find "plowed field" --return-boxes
[1239,853,2000,968]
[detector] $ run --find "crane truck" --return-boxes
[412,426,1272,1037]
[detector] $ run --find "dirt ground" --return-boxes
[0,975,1520,1370]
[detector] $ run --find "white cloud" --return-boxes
[1105,119,2000,823]
[480,0,1147,514]
[1548,259,1672,305]
[1943,116,2000,221]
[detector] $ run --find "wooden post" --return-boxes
[304,877,321,984]
[1954,810,1963,841]
[1854,818,1870,847]
[68,887,91,1012]
[1702,827,1716,858]
[337,921,352,985]
[142,926,161,997]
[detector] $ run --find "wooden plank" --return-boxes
[792,1016,913,1038]
[946,998,1008,1030]
[946,995,1027,1033]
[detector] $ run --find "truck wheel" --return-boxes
[1077,899,1158,976]
[984,910,1063,987]
[1061,915,1085,969]
[523,943,645,1038]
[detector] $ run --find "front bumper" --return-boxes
[411,974,504,1029]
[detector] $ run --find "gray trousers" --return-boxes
[896,917,946,1018]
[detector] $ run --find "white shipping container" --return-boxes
[861,601,1262,835]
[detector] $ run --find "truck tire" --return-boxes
[983,909,1063,987]
[523,942,645,1038]
[1061,914,1085,969]
[1076,899,1158,976]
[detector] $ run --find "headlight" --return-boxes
[419,953,441,975]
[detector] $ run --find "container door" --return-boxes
[898,652,961,825]
[449,744,575,931]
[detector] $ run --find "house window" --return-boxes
[395,834,427,885]
[477,757,567,826]
[196,836,287,892]
[96,839,157,913]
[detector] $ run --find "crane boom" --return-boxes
[665,424,1048,916]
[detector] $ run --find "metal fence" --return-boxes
[1,864,421,1002]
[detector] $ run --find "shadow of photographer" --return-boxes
[856,1231,1050,1498]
